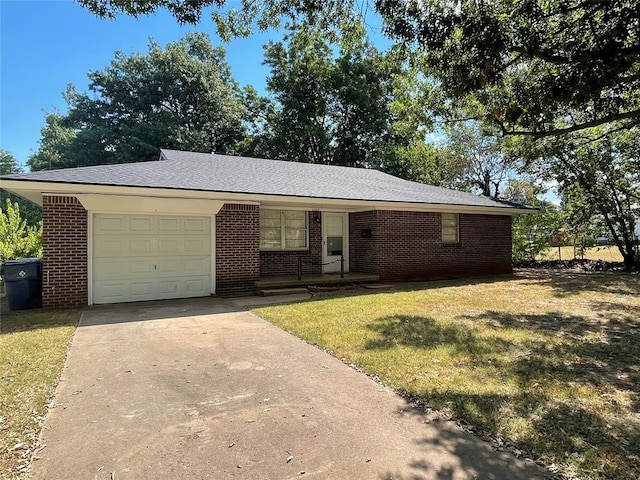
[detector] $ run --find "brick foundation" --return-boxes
[215,203,260,295]
[349,210,512,281]
[42,196,88,308]
[259,211,323,276]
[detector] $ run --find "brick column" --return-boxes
[215,204,260,295]
[42,196,88,308]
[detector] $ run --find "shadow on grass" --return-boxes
[364,314,514,356]
[520,268,640,298]
[0,307,80,335]
[464,309,640,393]
[362,308,640,479]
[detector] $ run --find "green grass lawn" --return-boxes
[0,308,80,479]
[253,270,640,480]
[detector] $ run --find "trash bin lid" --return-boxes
[2,257,43,266]
[1,258,42,278]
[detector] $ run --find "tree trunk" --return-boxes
[620,242,639,270]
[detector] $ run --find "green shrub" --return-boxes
[0,199,42,264]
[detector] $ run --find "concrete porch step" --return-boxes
[258,287,310,297]
[255,272,380,290]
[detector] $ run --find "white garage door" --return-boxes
[92,214,212,304]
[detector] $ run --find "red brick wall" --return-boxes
[215,203,260,295]
[349,211,377,273]
[260,211,322,276]
[42,195,88,308]
[349,210,512,281]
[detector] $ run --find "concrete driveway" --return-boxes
[32,296,546,480]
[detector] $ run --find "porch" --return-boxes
[254,272,380,294]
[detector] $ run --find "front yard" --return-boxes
[0,308,80,479]
[253,270,640,480]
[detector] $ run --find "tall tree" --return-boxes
[78,1,640,137]
[29,32,247,170]
[258,23,408,168]
[444,122,521,198]
[377,0,640,138]
[529,127,640,269]
[28,113,77,171]
[378,142,466,187]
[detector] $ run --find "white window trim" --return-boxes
[260,209,309,251]
[442,212,460,244]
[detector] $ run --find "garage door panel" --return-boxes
[130,281,155,297]
[184,278,207,292]
[93,214,212,304]
[185,217,208,232]
[157,238,181,254]
[130,217,153,231]
[95,216,125,231]
[157,280,179,294]
[184,238,209,254]
[95,237,159,258]
[157,258,179,274]
[94,239,125,256]
[93,259,128,277]
[158,217,180,231]
[130,260,154,275]
[182,257,210,275]
[93,282,127,303]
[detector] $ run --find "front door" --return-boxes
[322,212,348,273]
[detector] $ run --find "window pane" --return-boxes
[260,227,281,249]
[283,210,307,249]
[285,218,305,229]
[284,210,305,220]
[327,236,343,256]
[260,209,307,250]
[261,209,281,219]
[285,237,307,249]
[442,213,459,243]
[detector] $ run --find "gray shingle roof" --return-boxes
[1,149,529,210]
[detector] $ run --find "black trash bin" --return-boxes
[0,258,43,310]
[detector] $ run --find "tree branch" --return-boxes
[500,109,640,138]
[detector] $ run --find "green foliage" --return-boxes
[0,149,21,175]
[28,33,247,170]
[378,0,640,138]
[27,113,77,171]
[379,142,464,187]
[79,1,640,138]
[532,126,640,268]
[78,0,357,40]
[257,23,412,167]
[503,178,561,263]
[0,150,42,227]
[0,200,42,264]
[444,121,521,197]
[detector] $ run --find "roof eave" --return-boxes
[0,179,538,215]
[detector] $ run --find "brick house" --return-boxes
[1,149,533,307]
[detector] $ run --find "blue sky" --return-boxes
[0,0,309,169]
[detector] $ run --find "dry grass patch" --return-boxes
[0,308,80,479]
[253,271,640,480]
[538,245,624,262]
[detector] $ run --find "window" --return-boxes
[260,209,308,250]
[442,213,459,244]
